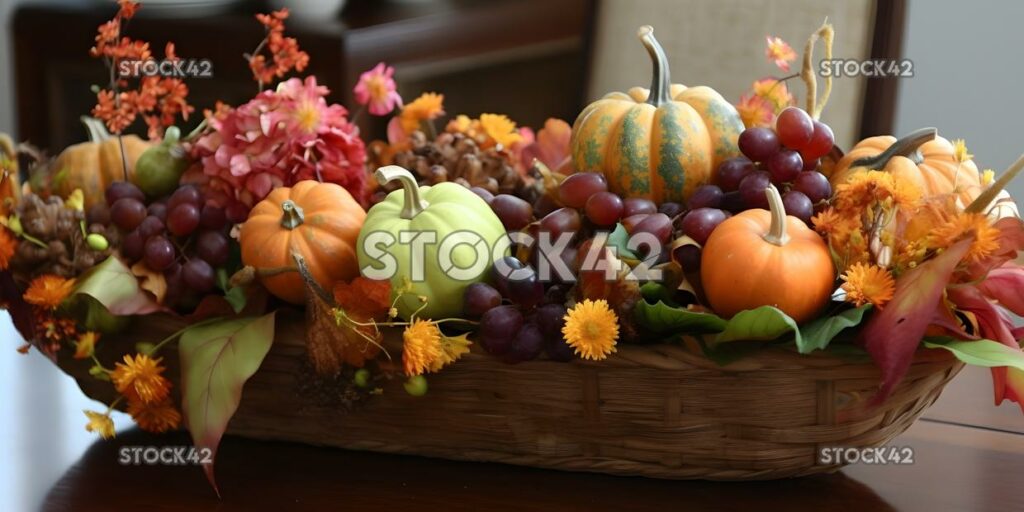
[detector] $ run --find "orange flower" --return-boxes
[736,93,775,128]
[111,354,172,405]
[23,275,75,309]
[74,332,100,360]
[84,410,116,439]
[765,36,797,72]
[929,212,1001,265]
[478,114,523,149]
[334,277,391,319]
[399,92,445,133]
[751,78,794,112]
[834,170,921,212]
[402,319,442,376]
[128,398,182,433]
[841,263,896,308]
[0,227,15,270]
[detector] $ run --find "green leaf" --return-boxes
[634,299,727,334]
[798,305,872,354]
[713,306,801,348]
[924,337,1024,371]
[180,312,276,494]
[606,223,639,261]
[223,287,247,314]
[72,256,161,316]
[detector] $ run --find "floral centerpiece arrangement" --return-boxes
[2,1,1023,490]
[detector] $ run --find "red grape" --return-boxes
[738,171,772,210]
[167,203,201,237]
[538,207,581,239]
[137,215,165,240]
[584,191,624,227]
[680,208,728,245]
[196,230,229,266]
[225,202,249,224]
[782,190,814,224]
[803,120,835,160]
[491,256,526,297]
[558,172,608,208]
[183,258,216,293]
[464,283,502,318]
[801,154,819,171]
[766,150,803,184]
[543,284,570,306]
[688,184,724,209]
[793,171,832,203]
[630,213,673,243]
[533,194,560,219]
[715,157,755,191]
[121,231,144,262]
[504,322,545,364]
[110,198,147,231]
[144,236,176,271]
[622,197,657,217]
[479,305,524,356]
[199,204,227,230]
[621,214,649,234]
[738,127,780,162]
[105,182,144,207]
[147,202,168,222]
[469,186,495,204]
[491,194,533,231]
[775,107,814,149]
[720,191,746,213]
[657,202,684,219]
[506,265,544,309]
[168,185,202,211]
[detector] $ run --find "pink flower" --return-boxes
[189,76,368,209]
[353,62,402,116]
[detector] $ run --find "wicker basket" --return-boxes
[59,312,962,481]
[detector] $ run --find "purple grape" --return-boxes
[503,323,545,364]
[479,305,524,356]
[196,230,229,266]
[183,259,216,293]
[470,186,495,204]
[105,181,144,207]
[491,256,527,297]
[110,198,147,231]
[491,194,533,231]
[782,190,814,224]
[793,171,832,203]
[199,204,227,230]
[715,157,755,191]
[143,236,176,271]
[680,208,728,245]
[688,185,724,210]
[739,171,772,210]
[622,197,657,217]
[464,282,503,318]
[738,127,780,162]
[766,149,803,184]
[137,215,165,240]
[657,201,685,219]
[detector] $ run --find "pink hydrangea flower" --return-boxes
[353,62,402,116]
[188,76,368,211]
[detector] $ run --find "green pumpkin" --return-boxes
[570,25,744,203]
[357,166,507,320]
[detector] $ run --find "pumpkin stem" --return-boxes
[637,25,672,107]
[280,200,305,230]
[762,184,790,246]
[376,165,429,219]
[853,127,937,168]
[80,116,112,143]
[965,152,1024,214]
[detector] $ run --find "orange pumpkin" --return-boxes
[239,181,366,304]
[828,127,981,206]
[701,185,834,323]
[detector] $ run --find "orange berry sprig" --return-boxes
[246,8,310,91]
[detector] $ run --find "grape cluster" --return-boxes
[101,181,240,309]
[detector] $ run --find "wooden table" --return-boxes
[16,365,1022,511]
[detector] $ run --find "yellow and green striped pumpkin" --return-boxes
[570,26,744,204]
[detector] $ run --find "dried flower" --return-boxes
[74,332,100,360]
[0,227,15,270]
[249,8,310,87]
[765,36,797,71]
[402,319,442,376]
[751,78,794,112]
[841,263,896,308]
[562,299,619,361]
[398,92,446,134]
[111,353,172,405]
[736,93,775,129]
[354,62,402,116]
[929,212,1001,265]
[128,398,182,433]
[430,333,472,372]
[951,138,973,163]
[23,275,75,309]
[84,410,116,439]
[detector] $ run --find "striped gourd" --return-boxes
[570,26,743,204]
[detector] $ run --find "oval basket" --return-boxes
[58,312,962,481]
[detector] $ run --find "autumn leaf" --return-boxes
[179,312,276,495]
[131,260,167,304]
[73,256,162,316]
[333,277,391,320]
[520,118,572,172]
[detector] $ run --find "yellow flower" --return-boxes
[23,275,76,309]
[84,410,115,439]
[765,36,797,72]
[74,332,99,360]
[430,332,472,372]
[841,263,896,308]
[399,92,445,133]
[128,398,182,433]
[65,189,85,212]
[951,138,973,163]
[751,78,794,112]
[445,114,473,135]
[0,227,15,270]
[562,299,619,361]
[111,353,171,405]
[479,113,523,149]
[402,319,442,376]
[929,211,1001,265]
[981,169,995,186]
[736,93,774,129]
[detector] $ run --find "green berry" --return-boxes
[353,368,371,388]
[8,215,23,235]
[403,375,428,397]
[88,364,110,381]
[135,342,156,355]
[86,233,109,251]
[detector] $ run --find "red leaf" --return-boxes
[976,263,1024,317]
[861,239,972,403]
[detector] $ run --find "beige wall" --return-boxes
[588,0,874,149]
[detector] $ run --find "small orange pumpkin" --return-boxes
[701,185,834,323]
[828,127,981,206]
[239,181,366,304]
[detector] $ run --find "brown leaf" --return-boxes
[131,261,167,304]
